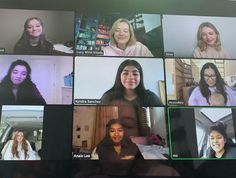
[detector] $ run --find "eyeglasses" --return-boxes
[204,74,216,79]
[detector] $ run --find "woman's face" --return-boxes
[114,22,130,47]
[26,19,43,38]
[10,65,28,86]
[203,67,216,87]
[201,26,217,46]
[16,132,24,143]
[210,130,226,155]
[109,123,124,144]
[120,65,140,90]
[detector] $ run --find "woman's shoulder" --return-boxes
[143,90,163,106]
[193,47,202,58]
[100,90,114,104]
[102,43,119,56]
[134,41,153,56]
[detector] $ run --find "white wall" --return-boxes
[142,14,161,33]
[163,15,236,58]
[0,9,74,53]
[0,55,73,104]
[151,107,167,141]
[74,57,164,100]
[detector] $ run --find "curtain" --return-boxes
[91,106,118,150]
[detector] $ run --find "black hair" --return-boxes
[104,59,146,102]
[199,62,227,104]
[1,59,32,87]
[97,119,132,147]
[208,122,228,158]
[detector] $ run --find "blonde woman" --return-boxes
[193,22,230,58]
[103,18,153,57]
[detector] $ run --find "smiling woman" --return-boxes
[0,59,46,104]
[96,119,142,176]
[188,62,236,106]
[193,22,230,58]
[206,122,236,158]
[102,18,153,57]
[100,59,163,106]
[14,17,53,55]
[2,130,36,160]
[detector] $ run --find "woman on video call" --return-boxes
[206,122,236,158]
[0,59,46,104]
[100,59,163,106]
[97,119,142,176]
[103,18,153,57]
[193,22,230,58]
[14,17,53,55]
[188,62,236,106]
[2,130,36,160]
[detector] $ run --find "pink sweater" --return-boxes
[103,41,153,57]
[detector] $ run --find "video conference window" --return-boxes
[74,57,165,106]
[162,15,236,59]
[0,105,44,160]
[165,58,236,106]
[0,55,73,105]
[72,106,169,160]
[0,9,74,55]
[169,107,236,159]
[75,13,163,57]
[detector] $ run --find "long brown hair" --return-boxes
[12,131,29,160]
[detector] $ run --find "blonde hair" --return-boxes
[209,92,225,106]
[197,22,221,51]
[109,18,136,46]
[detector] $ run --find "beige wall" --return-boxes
[73,106,96,150]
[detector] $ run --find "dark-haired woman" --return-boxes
[206,122,236,158]
[2,131,36,160]
[14,17,53,55]
[97,119,142,176]
[0,60,46,104]
[188,62,236,106]
[100,59,163,106]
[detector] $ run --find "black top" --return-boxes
[14,40,54,55]
[206,144,236,158]
[97,136,143,176]
[100,89,163,106]
[0,83,46,104]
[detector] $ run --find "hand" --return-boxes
[120,155,135,160]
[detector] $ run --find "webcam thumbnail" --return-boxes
[0,105,44,160]
[0,9,74,55]
[165,58,236,106]
[73,57,165,106]
[0,105,73,161]
[169,107,236,159]
[75,13,163,57]
[72,106,169,161]
[0,55,73,105]
[163,15,236,59]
